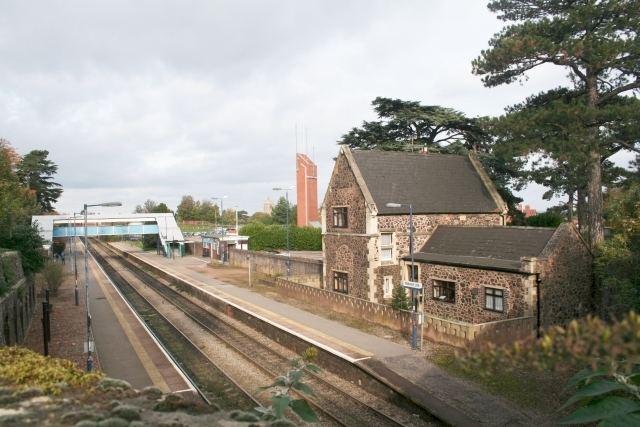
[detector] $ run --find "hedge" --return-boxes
[240,222,321,251]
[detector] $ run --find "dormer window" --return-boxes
[332,207,348,228]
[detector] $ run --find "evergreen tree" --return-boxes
[473,0,640,247]
[16,150,63,213]
[391,284,410,311]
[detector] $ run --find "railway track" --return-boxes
[90,239,442,426]
[87,240,259,411]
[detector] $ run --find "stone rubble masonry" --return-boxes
[323,149,504,304]
[420,263,528,324]
[0,251,36,346]
[537,223,593,328]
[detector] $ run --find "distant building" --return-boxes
[263,198,274,215]
[518,204,538,218]
[296,153,320,227]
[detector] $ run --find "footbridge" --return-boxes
[32,213,185,256]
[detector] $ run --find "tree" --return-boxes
[391,284,410,311]
[16,150,63,213]
[340,97,486,153]
[271,197,295,225]
[176,195,198,221]
[339,98,526,217]
[490,89,635,225]
[249,212,273,225]
[473,0,640,248]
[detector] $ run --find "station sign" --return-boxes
[402,280,423,289]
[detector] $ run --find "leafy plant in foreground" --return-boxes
[256,347,320,424]
[559,363,640,425]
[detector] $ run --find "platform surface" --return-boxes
[85,244,193,394]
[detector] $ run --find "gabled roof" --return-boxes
[347,148,506,215]
[409,225,558,272]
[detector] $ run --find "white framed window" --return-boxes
[383,276,393,298]
[380,232,393,261]
[485,287,504,312]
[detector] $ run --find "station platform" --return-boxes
[85,244,194,396]
[109,242,543,426]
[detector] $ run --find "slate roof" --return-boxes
[350,150,501,214]
[408,225,558,272]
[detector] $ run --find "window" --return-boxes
[485,287,504,312]
[333,271,348,294]
[332,207,348,228]
[407,264,419,282]
[433,280,455,303]
[383,276,393,298]
[380,233,393,261]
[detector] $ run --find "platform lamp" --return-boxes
[212,196,228,261]
[273,187,294,278]
[386,202,421,351]
[83,201,121,372]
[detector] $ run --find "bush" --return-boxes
[455,312,640,379]
[41,261,65,293]
[523,211,564,228]
[240,222,321,251]
[0,346,103,394]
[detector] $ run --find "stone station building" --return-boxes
[321,146,508,303]
[405,223,593,340]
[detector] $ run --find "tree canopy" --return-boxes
[339,97,486,153]
[16,150,63,213]
[338,97,525,218]
[473,0,640,247]
[0,141,45,274]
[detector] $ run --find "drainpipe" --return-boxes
[535,273,542,339]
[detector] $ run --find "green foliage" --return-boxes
[474,0,640,247]
[240,222,321,251]
[255,348,320,423]
[249,212,273,225]
[456,312,640,380]
[41,260,65,293]
[0,346,103,395]
[595,183,640,319]
[337,98,525,216]
[559,365,640,425]
[1,223,44,275]
[271,197,295,225]
[16,150,63,213]
[391,284,410,311]
[523,211,564,228]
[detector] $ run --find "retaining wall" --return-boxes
[0,251,37,346]
[228,248,323,286]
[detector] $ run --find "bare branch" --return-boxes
[598,81,640,104]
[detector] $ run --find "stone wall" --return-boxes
[420,263,529,324]
[275,277,413,332]
[323,235,369,299]
[323,152,368,234]
[378,213,503,260]
[0,251,36,346]
[227,248,323,284]
[423,314,536,348]
[538,223,593,328]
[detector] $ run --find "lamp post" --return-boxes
[67,213,82,305]
[273,187,293,278]
[212,196,227,261]
[386,202,421,351]
[83,201,121,371]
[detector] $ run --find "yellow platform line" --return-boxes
[90,261,170,392]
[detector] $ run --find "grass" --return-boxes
[427,345,568,416]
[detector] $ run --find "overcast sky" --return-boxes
[2,1,633,216]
